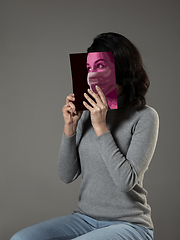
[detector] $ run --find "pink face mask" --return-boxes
[87,66,116,95]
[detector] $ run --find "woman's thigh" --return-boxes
[10,213,94,240]
[74,222,154,240]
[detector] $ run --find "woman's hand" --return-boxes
[62,94,82,137]
[83,85,109,137]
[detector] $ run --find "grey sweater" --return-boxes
[58,95,159,229]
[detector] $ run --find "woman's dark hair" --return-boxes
[87,32,150,110]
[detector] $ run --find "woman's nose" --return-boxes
[88,72,98,78]
[91,68,97,72]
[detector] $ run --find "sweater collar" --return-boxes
[117,94,126,109]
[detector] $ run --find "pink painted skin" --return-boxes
[86,52,117,109]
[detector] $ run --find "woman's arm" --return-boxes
[57,133,81,183]
[57,94,82,183]
[96,107,159,192]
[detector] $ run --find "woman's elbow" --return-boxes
[115,172,137,192]
[60,177,74,184]
[58,169,81,184]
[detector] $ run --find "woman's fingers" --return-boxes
[69,102,76,114]
[83,100,92,111]
[95,86,107,105]
[64,94,76,114]
[84,92,97,108]
[62,104,73,116]
[66,93,75,104]
[87,89,101,104]
[84,86,107,108]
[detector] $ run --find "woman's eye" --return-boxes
[87,67,91,72]
[97,63,105,69]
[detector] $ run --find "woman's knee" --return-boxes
[10,230,25,240]
[10,225,37,240]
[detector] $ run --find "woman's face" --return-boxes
[86,52,116,95]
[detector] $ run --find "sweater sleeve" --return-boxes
[96,107,159,192]
[57,133,81,183]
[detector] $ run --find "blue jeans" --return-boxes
[11,213,154,240]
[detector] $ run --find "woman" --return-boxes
[11,32,159,240]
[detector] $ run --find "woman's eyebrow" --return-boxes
[86,59,107,66]
[94,59,107,64]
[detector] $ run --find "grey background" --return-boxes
[1,0,179,239]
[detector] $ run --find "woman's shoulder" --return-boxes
[140,105,159,117]
[136,105,159,125]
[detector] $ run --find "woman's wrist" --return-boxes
[93,124,109,137]
[64,123,77,137]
